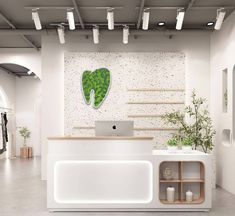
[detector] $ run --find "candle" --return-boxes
[167,186,175,202]
[186,190,193,202]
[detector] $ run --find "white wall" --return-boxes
[41,32,211,180]
[0,48,42,158]
[210,11,235,195]
[15,77,41,156]
[0,70,16,159]
[0,48,41,78]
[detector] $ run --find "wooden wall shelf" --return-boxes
[73,126,178,131]
[127,88,185,92]
[127,101,184,105]
[128,114,163,118]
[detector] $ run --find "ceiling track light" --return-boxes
[206,22,214,27]
[214,8,226,30]
[32,9,42,30]
[67,9,75,30]
[93,25,99,44]
[27,70,33,75]
[57,25,65,44]
[157,22,165,27]
[123,25,129,44]
[107,8,114,30]
[176,8,185,30]
[142,8,150,30]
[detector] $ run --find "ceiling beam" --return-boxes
[0,10,39,51]
[72,0,85,29]
[135,6,235,10]
[136,0,145,29]
[25,6,123,10]
[0,66,21,77]
[0,28,212,37]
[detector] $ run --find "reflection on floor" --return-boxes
[0,157,235,216]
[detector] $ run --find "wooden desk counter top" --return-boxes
[48,136,154,140]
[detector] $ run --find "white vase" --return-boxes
[182,146,192,153]
[167,146,178,153]
[186,190,193,202]
[167,186,175,202]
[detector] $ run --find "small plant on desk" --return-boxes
[181,136,193,153]
[167,137,178,153]
[19,127,31,146]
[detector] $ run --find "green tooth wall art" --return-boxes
[82,68,111,109]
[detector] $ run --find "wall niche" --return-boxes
[222,129,231,147]
[222,68,228,113]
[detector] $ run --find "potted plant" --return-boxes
[19,127,31,146]
[162,90,216,153]
[167,137,178,153]
[181,136,193,153]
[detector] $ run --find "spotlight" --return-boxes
[215,8,226,30]
[27,70,32,75]
[142,8,150,30]
[123,25,129,44]
[107,8,114,30]
[32,9,42,30]
[206,22,214,27]
[93,25,99,44]
[57,26,65,44]
[176,8,185,30]
[157,22,165,27]
[67,9,75,30]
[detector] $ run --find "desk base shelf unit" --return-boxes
[159,161,205,204]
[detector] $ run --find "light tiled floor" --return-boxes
[0,157,235,216]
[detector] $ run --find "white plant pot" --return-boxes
[182,146,192,153]
[167,146,178,153]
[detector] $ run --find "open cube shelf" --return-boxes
[159,161,205,204]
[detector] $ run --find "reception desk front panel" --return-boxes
[54,160,153,204]
[47,137,212,212]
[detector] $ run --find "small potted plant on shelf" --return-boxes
[181,136,193,153]
[167,137,178,153]
[19,127,31,147]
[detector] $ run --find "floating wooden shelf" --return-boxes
[128,114,164,118]
[73,126,95,129]
[160,179,204,183]
[127,88,185,92]
[127,101,184,105]
[134,127,178,131]
[182,179,205,183]
[160,179,181,183]
[73,126,178,131]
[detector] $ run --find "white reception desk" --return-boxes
[47,137,212,212]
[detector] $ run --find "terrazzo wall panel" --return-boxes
[64,52,185,149]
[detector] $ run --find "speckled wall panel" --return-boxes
[64,52,185,149]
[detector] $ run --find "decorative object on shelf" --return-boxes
[82,68,111,109]
[19,127,31,147]
[186,190,194,202]
[163,167,173,180]
[224,89,228,107]
[162,90,216,153]
[181,136,193,153]
[166,186,175,202]
[167,137,178,153]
